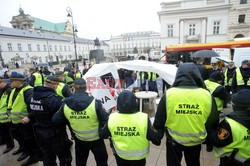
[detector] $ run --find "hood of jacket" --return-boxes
[172,63,206,88]
[227,111,250,129]
[117,90,138,114]
[64,91,94,112]
[33,86,56,100]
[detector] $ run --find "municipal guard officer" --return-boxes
[74,69,82,79]
[29,67,44,87]
[0,76,14,154]
[154,63,219,166]
[53,78,109,166]
[208,89,250,166]
[8,72,42,166]
[224,61,237,93]
[55,71,73,99]
[147,72,158,93]
[205,71,231,112]
[63,67,74,84]
[22,76,72,166]
[232,60,250,93]
[99,90,163,166]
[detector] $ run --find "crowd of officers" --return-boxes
[0,59,249,166]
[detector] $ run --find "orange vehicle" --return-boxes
[165,40,250,64]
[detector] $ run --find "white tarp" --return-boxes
[83,60,177,86]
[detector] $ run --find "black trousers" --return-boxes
[10,123,26,150]
[39,134,71,166]
[166,138,201,166]
[115,154,146,166]
[220,157,243,166]
[74,138,108,166]
[0,122,14,148]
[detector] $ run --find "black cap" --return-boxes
[55,71,64,76]
[210,71,223,82]
[232,89,250,109]
[46,76,60,84]
[10,72,25,81]
[242,60,249,64]
[73,78,86,86]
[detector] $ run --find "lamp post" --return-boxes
[66,7,78,60]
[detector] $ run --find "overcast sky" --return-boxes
[0,0,175,40]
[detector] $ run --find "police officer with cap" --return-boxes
[29,67,44,87]
[55,71,72,99]
[53,78,109,166]
[232,60,250,93]
[8,72,42,166]
[208,89,250,165]
[0,76,14,154]
[224,61,237,94]
[100,90,163,166]
[22,75,72,166]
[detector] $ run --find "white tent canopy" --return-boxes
[83,60,177,86]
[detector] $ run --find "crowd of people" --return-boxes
[0,58,249,166]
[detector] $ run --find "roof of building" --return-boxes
[32,17,66,33]
[0,26,108,46]
[123,31,160,37]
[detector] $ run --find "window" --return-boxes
[43,45,47,51]
[64,46,67,51]
[7,43,12,52]
[238,14,246,23]
[37,44,40,52]
[213,21,220,35]
[167,25,174,37]
[49,45,52,51]
[68,46,71,51]
[17,43,22,51]
[240,0,247,4]
[54,45,57,51]
[28,44,32,51]
[189,24,196,36]
[60,46,62,51]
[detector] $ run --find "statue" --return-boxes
[94,37,101,48]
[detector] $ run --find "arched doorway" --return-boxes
[234,34,245,38]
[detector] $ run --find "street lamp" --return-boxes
[66,7,78,60]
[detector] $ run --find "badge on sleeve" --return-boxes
[218,128,230,140]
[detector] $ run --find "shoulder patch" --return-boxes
[218,128,230,140]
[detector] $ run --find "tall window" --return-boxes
[238,14,246,23]
[28,44,32,51]
[64,46,67,51]
[167,24,174,37]
[43,45,47,51]
[68,46,71,51]
[213,21,220,35]
[49,45,52,51]
[189,24,196,36]
[37,44,40,52]
[7,43,12,52]
[17,43,22,51]
[54,45,57,51]
[240,0,247,4]
[60,46,62,51]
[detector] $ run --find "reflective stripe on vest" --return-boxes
[166,87,212,146]
[224,69,233,86]
[148,72,157,80]
[56,83,65,98]
[213,118,250,163]
[64,99,99,141]
[8,86,32,124]
[141,72,145,84]
[108,112,149,160]
[33,72,43,86]
[64,71,73,83]
[204,80,223,111]
[0,91,9,123]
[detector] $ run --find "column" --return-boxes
[201,19,207,43]
[179,20,184,44]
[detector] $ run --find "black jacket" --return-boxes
[99,90,163,146]
[27,86,63,138]
[52,91,109,127]
[153,63,219,138]
[61,83,73,98]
